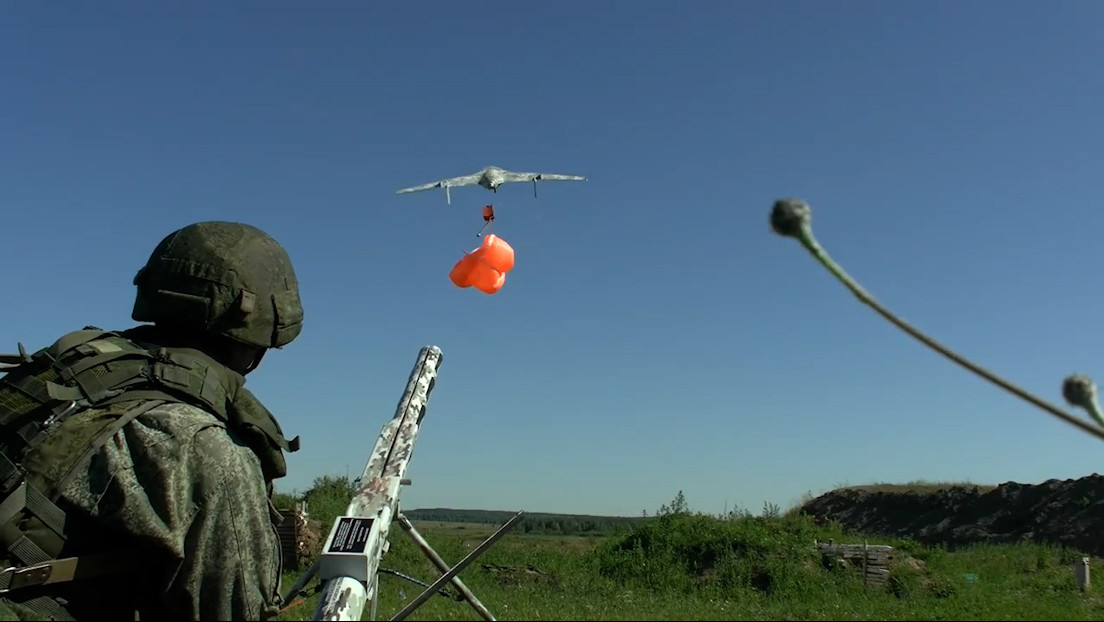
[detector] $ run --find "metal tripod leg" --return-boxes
[397,513,496,621]
[282,559,319,604]
[390,511,525,622]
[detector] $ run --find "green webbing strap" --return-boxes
[95,356,155,385]
[0,465,17,497]
[46,331,108,362]
[16,421,46,447]
[0,452,22,494]
[1,375,50,406]
[3,346,173,414]
[0,480,69,553]
[15,595,74,621]
[9,535,51,566]
[54,400,167,501]
[7,401,79,459]
[0,375,80,432]
[0,408,174,572]
[25,486,66,539]
[152,364,191,389]
[66,364,144,406]
[59,350,228,417]
[0,397,168,622]
[149,353,229,415]
[58,347,151,386]
[0,458,67,554]
[55,343,158,407]
[0,551,147,594]
[41,384,83,404]
[0,476,61,566]
[0,483,26,527]
[98,389,188,410]
[0,549,149,622]
[200,369,224,408]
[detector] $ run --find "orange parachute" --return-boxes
[449,233,514,295]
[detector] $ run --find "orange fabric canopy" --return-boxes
[449,234,514,294]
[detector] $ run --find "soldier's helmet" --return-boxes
[131,221,304,349]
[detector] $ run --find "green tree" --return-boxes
[658,490,690,516]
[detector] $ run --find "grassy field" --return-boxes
[274,510,1104,621]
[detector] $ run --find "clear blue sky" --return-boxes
[4,1,1104,517]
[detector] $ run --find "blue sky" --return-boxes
[4,1,1104,517]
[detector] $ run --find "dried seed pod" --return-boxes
[770,198,812,238]
[1063,374,1104,427]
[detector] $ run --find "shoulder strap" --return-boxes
[0,328,269,615]
[0,400,166,565]
[227,387,299,483]
[0,549,147,594]
[3,330,242,428]
[0,399,166,621]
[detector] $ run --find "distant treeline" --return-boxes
[402,508,646,536]
[275,476,650,537]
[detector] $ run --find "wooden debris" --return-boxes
[816,539,894,587]
[277,502,322,570]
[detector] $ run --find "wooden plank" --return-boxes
[817,544,894,554]
[277,507,304,570]
[832,552,892,560]
[816,542,895,589]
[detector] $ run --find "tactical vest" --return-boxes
[0,326,299,620]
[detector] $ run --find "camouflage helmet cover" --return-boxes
[132,221,304,348]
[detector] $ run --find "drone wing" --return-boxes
[499,171,588,184]
[535,172,588,183]
[395,173,482,195]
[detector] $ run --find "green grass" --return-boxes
[272,482,1101,620]
[274,512,1104,621]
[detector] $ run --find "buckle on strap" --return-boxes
[0,559,65,593]
[0,551,142,595]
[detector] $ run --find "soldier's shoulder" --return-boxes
[133,400,228,438]
[142,400,224,423]
[138,401,264,482]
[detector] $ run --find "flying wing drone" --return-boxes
[395,165,588,205]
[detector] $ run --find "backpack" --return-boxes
[0,326,299,619]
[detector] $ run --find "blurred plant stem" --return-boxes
[770,198,1104,443]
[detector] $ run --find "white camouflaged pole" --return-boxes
[312,346,444,622]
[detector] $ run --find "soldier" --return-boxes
[0,221,304,620]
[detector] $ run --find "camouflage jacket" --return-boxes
[0,401,284,621]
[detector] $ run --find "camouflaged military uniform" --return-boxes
[73,398,285,618]
[0,222,304,621]
[0,398,284,621]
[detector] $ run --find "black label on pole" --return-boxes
[326,517,374,554]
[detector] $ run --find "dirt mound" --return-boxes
[799,474,1104,556]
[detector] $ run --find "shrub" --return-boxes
[592,509,858,599]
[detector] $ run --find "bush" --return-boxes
[301,474,357,539]
[271,491,299,510]
[592,510,859,599]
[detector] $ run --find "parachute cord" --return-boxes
[477,205,496,237]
